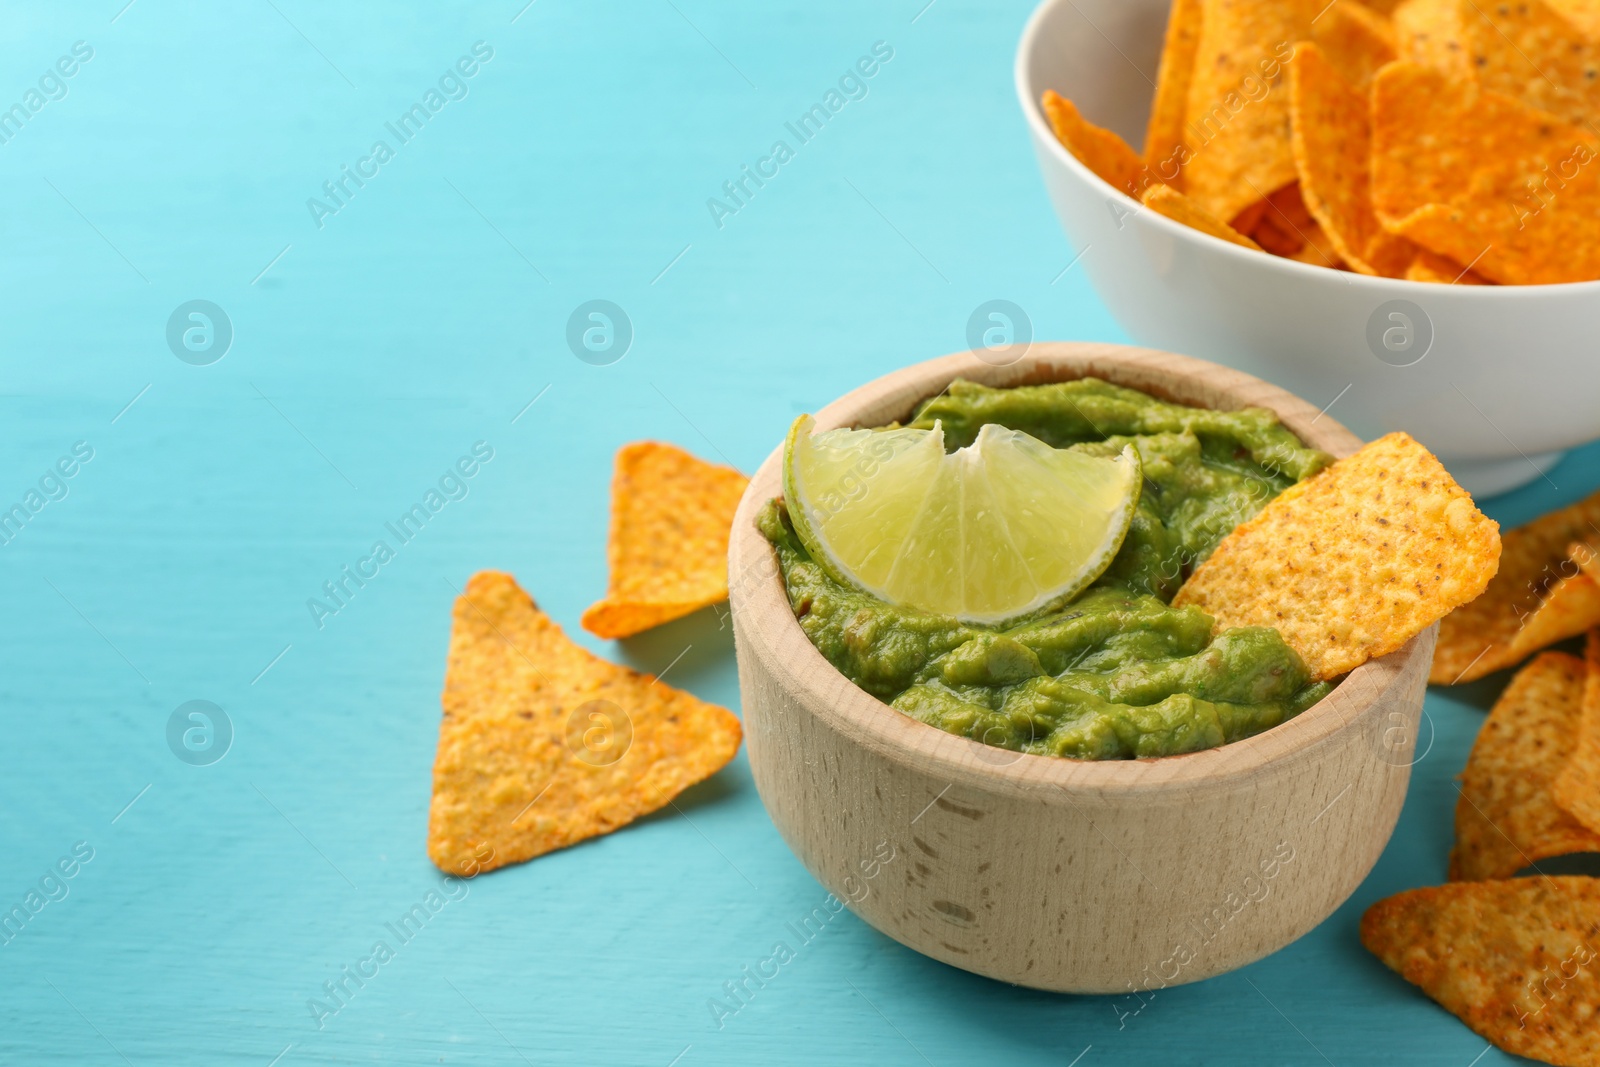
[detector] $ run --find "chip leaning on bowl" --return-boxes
[760,377,1500,760]
[1038,0,1600,284]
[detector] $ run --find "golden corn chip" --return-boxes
[1286,221,1344,266]
[1173,432,1500,681]
[1548,0,1600,36]
[1553,627,1600,835]
[1041,91,1150,196]
[1290,43,1389,274]
[1141,184,1263,249]
[1181,0,1313,222]
[1247,182,1317,255]
[1504,573,1600,663]
[1404,249,1486,283]
[428,571,743,875]
[1363,230,1419,277]
[1371,63,1600,285]
[1311,0,1397,89]
[1357,0,1408,13]
[1465,0,1600,127]
[1251,209,1306,255]
[1450,651,1600,881]
[1144,0,1205,183]
[581,441,749,640]
[1392,0,1472,79]
[1230,197,1271,235]
[1361,877,1600,1064]
[1434,488,1600,684]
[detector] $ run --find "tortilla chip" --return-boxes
[1145,0,1205,182]
[1450,651,1600,880]
[1361,877,1600,1064]
[1465,0,1600,128]
[1404,249,1487,283]
[1549,0,1600,36]
[1230,198,1271,235]
[1434,488,1600,684]
[1181,0,1315,221]
[1252,210,1306,255]
[1506,574,1600,663]
[1311,0,1397,89]
[1553,628,1600,835]
[428,571,743,874]
[1392,0,1472,79]
[1363,230,1419,277]
[1141,184,1264,249]
[1290,43,1389,273]
[1041,90,1150,196]
[1249,182,1317,255]
[581,441,749,640]
[1173,432,1500,682]
[1286,221,1344,266]
[1371,63,1600,285]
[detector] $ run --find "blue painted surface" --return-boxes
[0,2,1584,1063]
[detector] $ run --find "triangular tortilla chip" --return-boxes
[1181,0,1315,221]
[1173,432,1500,681]
[1361,877,1600,1065]
[1291,43,1394,274]
[428,571,743,874]
[1404,249,1487,284]
[1285,221,1344,266]
[1553,628,1600,835]
[1465,0,1600,127]
[1041,91,1150,196]
[1141,184,1263,248]
[1505,574,1600,663]
[1144,0,1205,181]
[1371,63,1600,285]
[1363,230,1419,277]
[581,441,749,640]
[1392,0,1472,80]
[1549,0,1600,36]
[1450,652,1600,881]
[1434,488,1600,684]
[1311,0,1397,89]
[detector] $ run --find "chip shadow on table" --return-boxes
[611,602,736,687]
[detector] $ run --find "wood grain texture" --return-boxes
[729,342,1435,992]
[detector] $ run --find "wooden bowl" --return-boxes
[727,342,1433,993]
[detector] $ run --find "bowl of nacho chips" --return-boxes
[1016,0,1600,497]
[728,341,1501,992]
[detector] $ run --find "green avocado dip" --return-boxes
[759,377,1339,761]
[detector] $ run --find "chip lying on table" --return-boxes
[1038,0,1600,283]
[581,441,748,640]
[1432,487,1600,684]
[1361,878,1600,1065]
[428,571,742,875]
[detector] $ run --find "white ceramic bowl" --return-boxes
[1015,0,1600,497]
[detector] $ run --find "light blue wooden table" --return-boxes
[1,2,1588,1063]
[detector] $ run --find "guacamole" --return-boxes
[761,377,1338,760]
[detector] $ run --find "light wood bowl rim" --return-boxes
[728,341,1434,801]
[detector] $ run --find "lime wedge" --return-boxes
[783,415,1141,625]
